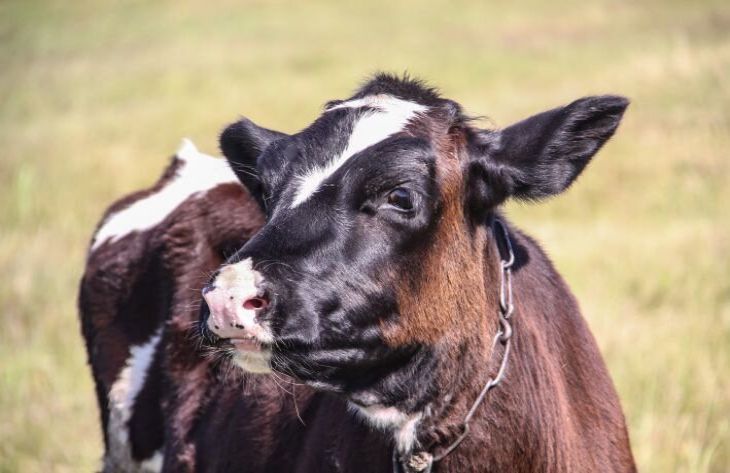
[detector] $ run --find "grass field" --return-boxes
[1,0,729,471]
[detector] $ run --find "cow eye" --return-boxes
[386,187,413,211]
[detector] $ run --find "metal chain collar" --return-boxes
[394,218,516,473]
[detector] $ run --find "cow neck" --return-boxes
[394,217,516,473]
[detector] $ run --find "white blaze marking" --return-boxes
[91,139,239,252]
[107,328,163,471]
[290,95,427,207]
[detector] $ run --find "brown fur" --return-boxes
[386,133,493,346]
[383,120,634,471]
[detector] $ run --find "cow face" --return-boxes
[201,74,628,404]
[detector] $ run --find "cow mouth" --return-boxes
[227,337,268,353]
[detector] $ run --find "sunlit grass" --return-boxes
[1,0,728,471]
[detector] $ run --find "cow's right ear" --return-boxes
[220,118,288,204]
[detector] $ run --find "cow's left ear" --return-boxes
[466,95,629,216]
[220,118,289,205]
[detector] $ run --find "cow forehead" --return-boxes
[288,94,428,208]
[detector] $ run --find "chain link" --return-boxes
[396,219,516,473]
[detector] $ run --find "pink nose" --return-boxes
[203,285,269,339]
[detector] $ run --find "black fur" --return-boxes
[468,95,629,209]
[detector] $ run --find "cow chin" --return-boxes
[267,335,422,397]
[232,347,273,374]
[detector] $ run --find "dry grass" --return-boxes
[1,0,728,471]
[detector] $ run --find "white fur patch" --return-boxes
[350,403,423,454]
[91,139,238,252]
[106,329,163,472]
[139,451,163,472]
[290,95,427,207]
[232,349,273,374]
[394,413,422,454]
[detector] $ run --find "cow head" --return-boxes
[201,74,627,420]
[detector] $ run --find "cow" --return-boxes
[192,74,635,472]
[79,139,264,472]
[81,73,636,473]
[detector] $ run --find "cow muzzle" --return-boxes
[202,258,274,348]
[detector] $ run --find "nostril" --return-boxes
[243,296,268,311]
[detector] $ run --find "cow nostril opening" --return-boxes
[243,296,268,311]
[202,284,216,296]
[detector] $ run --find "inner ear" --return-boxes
[220,118,289,204]
[467,95,629,213]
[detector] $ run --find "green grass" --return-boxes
[1,0,728,471]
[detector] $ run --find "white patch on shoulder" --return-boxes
[106,328,164,472]
[349,402,423,454]
[290,95,427,207]
[91,139,239,252]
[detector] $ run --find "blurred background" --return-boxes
[1,0,728,471]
